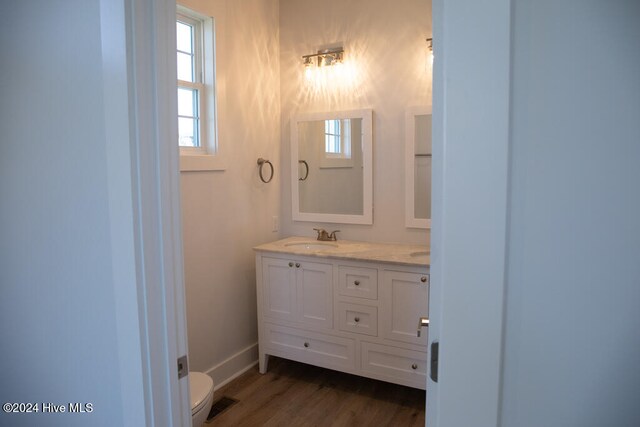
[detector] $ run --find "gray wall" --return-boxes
[0,1,131,425]
[501,1,640,425]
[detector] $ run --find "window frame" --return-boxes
[321,119,354,168]
[324,119,352,159]
[325,119,341,154]
[176,13,205,152]
[176,5,225,172]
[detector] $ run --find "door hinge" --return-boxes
[177,355,188,379]
[430,341,439,383]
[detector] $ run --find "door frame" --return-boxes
[105,0,191,425]
[427,0,512,426]
[120,0,516,425]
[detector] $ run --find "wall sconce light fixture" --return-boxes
[426,37,434,65]
[302,47,345,69]
[302,46,358,90]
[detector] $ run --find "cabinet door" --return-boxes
[295,260,333,329]
[262,257,297,322]
[381,270,429,346]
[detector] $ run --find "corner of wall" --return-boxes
[204,342,259,390]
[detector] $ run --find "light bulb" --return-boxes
[304,65,314,81]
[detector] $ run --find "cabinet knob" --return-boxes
[303,342,309,348]
[296,263,301,268]
[411,363,418,370]
[420,276,428,283]
[288,262,294,267]
[354,317,360,323]
[354,280,360,286]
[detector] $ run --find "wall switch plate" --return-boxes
[271,216,279,232]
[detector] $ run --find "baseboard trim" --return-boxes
[204,342,259,391]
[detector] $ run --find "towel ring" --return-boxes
[257,158,274,183]
[298,160,309,181]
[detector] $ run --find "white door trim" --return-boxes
[104,0,191,425]
[100,1,148,425]
[427,1,512,426]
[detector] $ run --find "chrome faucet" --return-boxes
[314,228,340,241]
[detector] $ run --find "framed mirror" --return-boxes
[405,106,432,229]
[291,109,373,224]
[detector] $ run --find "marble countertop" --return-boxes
[254,236,430,267]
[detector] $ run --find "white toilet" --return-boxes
[190,371,214,427]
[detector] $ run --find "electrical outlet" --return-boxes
[271,216,279,232]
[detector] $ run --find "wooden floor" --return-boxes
[206,356,426,427]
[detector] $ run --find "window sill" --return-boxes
[180,153,226,172]
[319,157,354,169]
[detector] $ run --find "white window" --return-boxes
[176,6,224,171]
[176,14,203,149]
[324,119,351,159]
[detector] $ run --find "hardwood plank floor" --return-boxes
[207,357,426,427]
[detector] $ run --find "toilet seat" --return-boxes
[190,372,213,415]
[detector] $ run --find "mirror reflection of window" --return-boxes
[405,106,432,229]
[324,119,351,159]
[414,114,432,220]
[325,119,340,153]
[297,116,364,216]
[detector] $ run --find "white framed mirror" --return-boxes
[405,106,432,229]
[291,109,373,224]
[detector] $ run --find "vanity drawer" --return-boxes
[264,323,356,370]
[361,342,427,388]
[336,302,378,336]
[337,266,378,300]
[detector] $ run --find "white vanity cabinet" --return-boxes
[381,270,430,347]
[255,237,430,390]
[261,256,333,329]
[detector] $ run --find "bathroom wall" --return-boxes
[280,0,432,245]
[178,0,281,385]
[180,0,431,384]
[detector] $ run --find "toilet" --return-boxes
[190,371,214,427]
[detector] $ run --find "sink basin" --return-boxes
[410,250,430,257]
[284,241,339,250]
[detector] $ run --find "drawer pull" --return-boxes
[411,363,418,370]
[288,262,294,267]
[303,342,309,348]
[296,263,301,268]
[354,280,360,286]
[354,317,360,323]
[420,276,428,283]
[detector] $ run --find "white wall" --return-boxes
[280,0,432,245]
[0,1,140,425]
[501,1,640,426]
[178,0,281,385]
